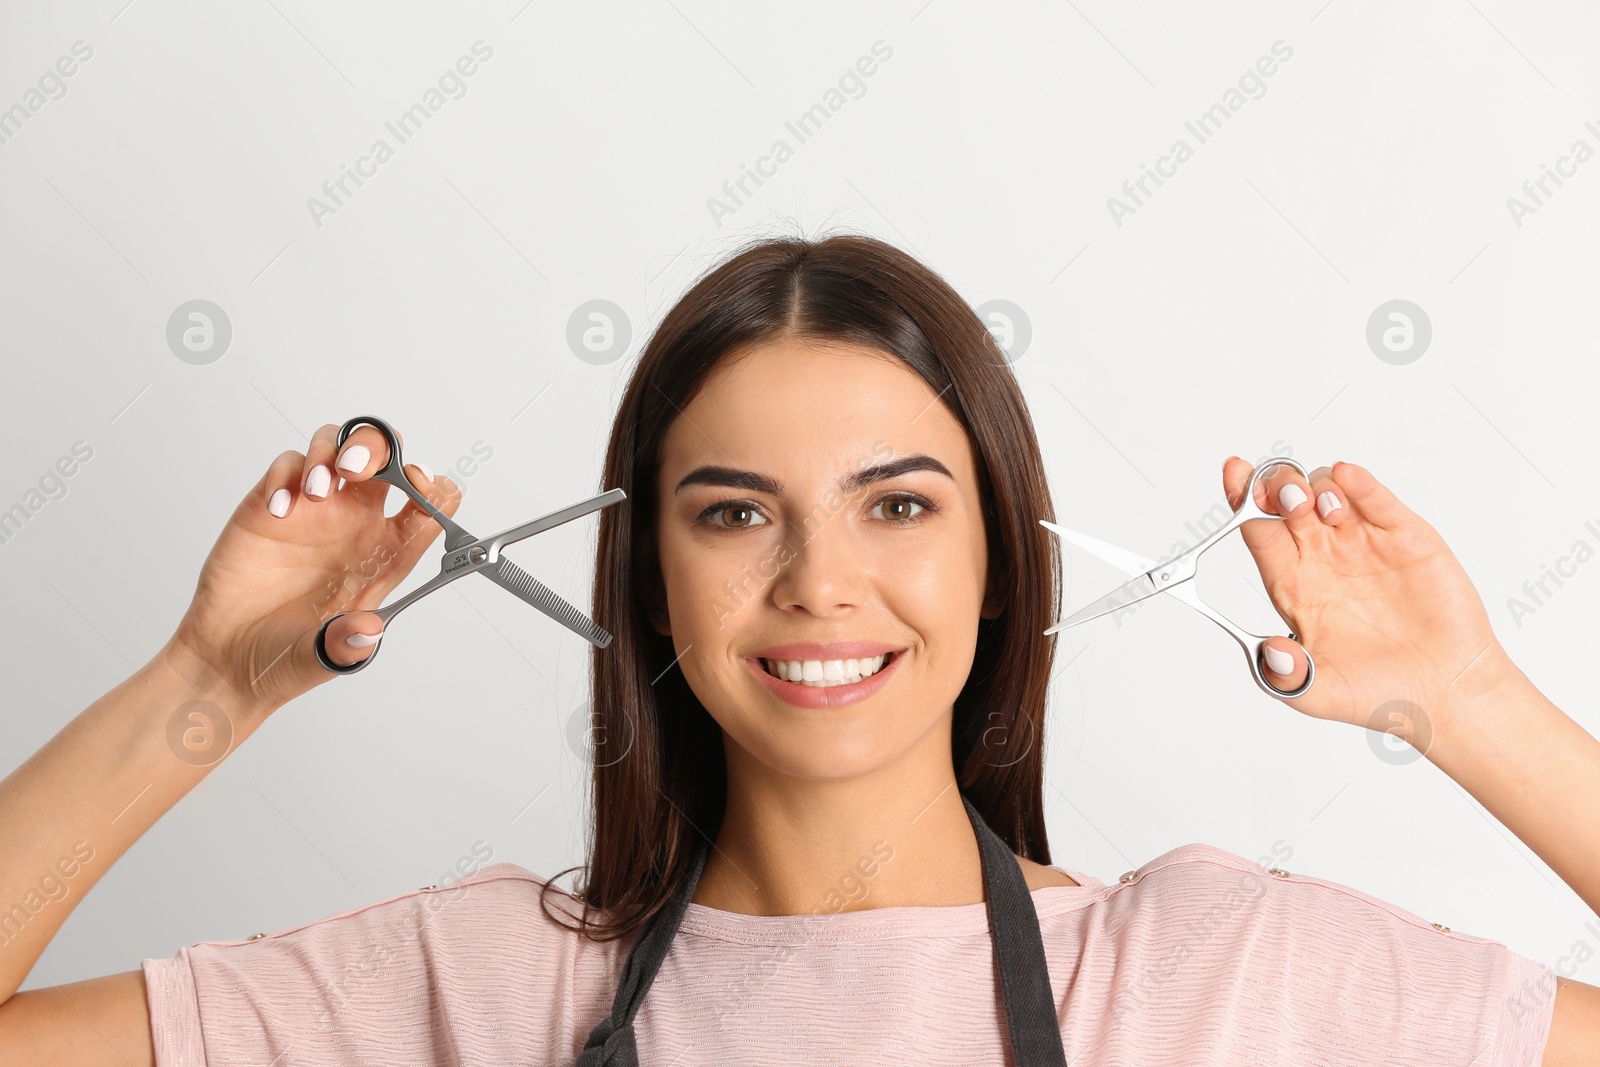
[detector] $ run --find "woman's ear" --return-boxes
[649,602,670,635]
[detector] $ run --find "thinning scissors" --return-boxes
[313,414,626,675]
[1041,457,1314,699]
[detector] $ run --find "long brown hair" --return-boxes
[540,231,1063,941]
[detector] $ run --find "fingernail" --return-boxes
[411,461,433,481]
[305,464,332,499]
[337,444,370,473]
[267,487,290,518]
[1278,483,1308,513]
[1316,491,1341,518]
[1263,644,1295,676]
[346,631,381,648]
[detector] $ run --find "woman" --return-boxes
[2,233,1597,1064]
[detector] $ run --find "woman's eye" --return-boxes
[874,495,926,522]
[706,503,768,529]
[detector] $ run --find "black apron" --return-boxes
[574,792,1068,1065]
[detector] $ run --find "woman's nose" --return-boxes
[769,519,867,615]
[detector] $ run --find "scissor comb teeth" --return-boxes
[492,556,614,649]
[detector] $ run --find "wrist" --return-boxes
[1427,642,1537,765]
[154,633,280,727]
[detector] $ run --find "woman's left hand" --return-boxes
[1222,456,1519,743]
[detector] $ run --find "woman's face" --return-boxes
[652,336,1001,782]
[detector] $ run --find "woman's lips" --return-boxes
[747,650,903,709]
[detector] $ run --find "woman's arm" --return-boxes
[1424,651,1600,923]
[0,423,459,1063]
[1215,457,1600,1063]
[0,640,273,1062]
[0,640,273,1001]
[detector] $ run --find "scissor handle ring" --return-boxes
[1237,456,1314,523]
[1251,636,1314,699]
[314,610,381,675]
[335,414,408,488]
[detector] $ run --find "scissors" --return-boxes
[312,414,627,675]
[1040,457,1314,700]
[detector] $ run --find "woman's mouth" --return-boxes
[759,652,895,687]
[748,649,905,709]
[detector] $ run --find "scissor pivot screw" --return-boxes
[468,546,487,564]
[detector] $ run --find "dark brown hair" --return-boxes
[540,231,1062,941]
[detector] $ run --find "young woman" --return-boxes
[2,234,1598,1064]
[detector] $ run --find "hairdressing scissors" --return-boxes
[1041,457,1314,699]
[312,414,626,675]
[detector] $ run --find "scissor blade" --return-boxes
[1039,519,1157,576]
[1039,519,1164,636]
[476,488,627,553]
[1044,573,1159,635]
[482,556,614,649]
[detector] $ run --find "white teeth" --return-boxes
[763,654,891,687]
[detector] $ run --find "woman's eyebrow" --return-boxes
[673,454,954,496]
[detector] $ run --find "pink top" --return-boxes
[142,842,1557,1065]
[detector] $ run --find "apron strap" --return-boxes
[961,792,1070,1066]
[572,842,709,1066]
[574,792,1067,1066]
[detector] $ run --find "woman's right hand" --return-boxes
[167,421,463,716]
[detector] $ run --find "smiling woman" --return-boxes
[558,233,1066,943]
[7,232,1598,1067]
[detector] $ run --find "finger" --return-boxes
[261,449,307,521]
[1305,465,1350,527]
[331,425,405,486]
[1222,456,1297,574]
[1253,458,1323,542]
[388,470,462,558]
[301,424,342,503]
[1328,460,1415,531]
[320,609,386,668]
[1259,636,1309,694]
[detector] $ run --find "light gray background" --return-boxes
[4,0,1598,993]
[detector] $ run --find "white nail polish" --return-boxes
[1316,491,1340,518]
[346,631,381,648]
[1263,644,1295,676]
[1278,483,1308,513]
[267,488,290,518]
[305,464,332,498]
[337,444,370,473]
[412,462,433,481]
